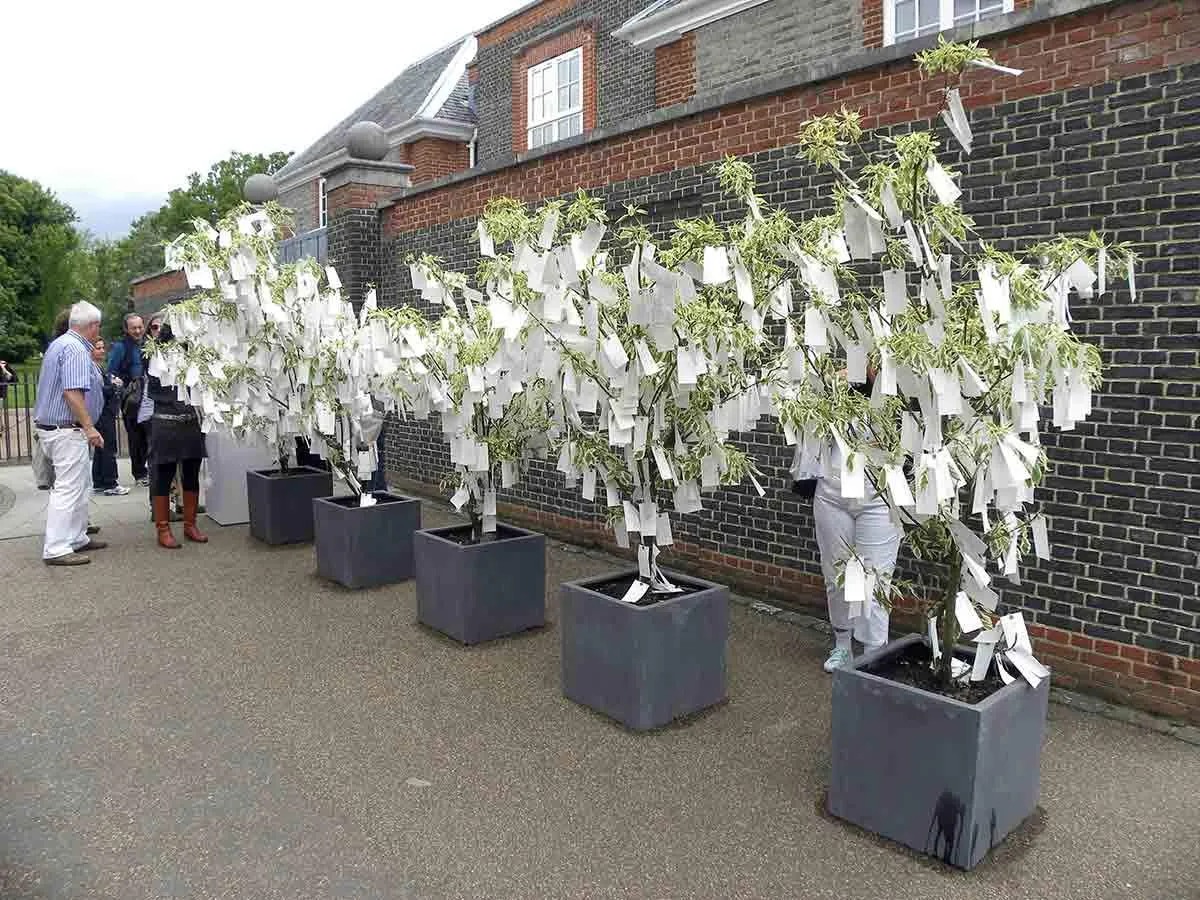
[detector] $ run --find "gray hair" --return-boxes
[123,312,144,331]
[68,301,103,328]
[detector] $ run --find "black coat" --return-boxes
[147,375,206,464]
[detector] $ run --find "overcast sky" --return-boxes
[2,0,512,237]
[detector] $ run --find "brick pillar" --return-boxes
[322,159,414,307]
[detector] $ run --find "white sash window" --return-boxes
[528,47,584,150]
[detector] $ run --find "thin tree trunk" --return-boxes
[937,552,963,689]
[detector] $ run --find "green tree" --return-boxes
[0,171,90,359]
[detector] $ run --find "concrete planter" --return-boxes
[828,633,1050,870]
[313,492,421,589]
[560,569,729,731]
[205,430,274,526]
[246,467,333,546]
[415,524,546,644]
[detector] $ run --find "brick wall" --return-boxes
[513,26,599,154]
[129,269,196,317]
[473,0,656,165]
[279,179,319,234]
[655,35,697,107]
[405,138,472,185]
[693,0,862,94]
[369,0,1200,721]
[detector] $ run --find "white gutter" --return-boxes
[612,0,772,49]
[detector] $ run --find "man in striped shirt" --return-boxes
[34,301,109,566]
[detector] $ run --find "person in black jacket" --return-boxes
[146,324,207,548]
[107,313,149,485]
[90,339,129,495]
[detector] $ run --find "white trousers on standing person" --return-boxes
[813,477,902,647]
[41,428,91,559]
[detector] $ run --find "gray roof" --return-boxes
[437,75,474,124]
[276,39,474,181]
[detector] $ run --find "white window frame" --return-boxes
[526,47,584,151]
[884,0,1014,46]
[318,177,328,229]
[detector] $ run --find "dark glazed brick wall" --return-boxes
[380,64,1200,703]
[327,207,378,306]
[693,0,863,95]
[474,0,656,165]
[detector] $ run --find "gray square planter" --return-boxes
[313,492,421,589]
[415,524,546,644]
[246,467,333,545]
[828,633,1050,870]
[560,569,729,731]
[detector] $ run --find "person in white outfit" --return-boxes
[813,444,901,671]
[793,372,903,672]
[33,301,108,566]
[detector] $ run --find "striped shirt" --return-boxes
[34,331,95,426]
[85,363,105,425]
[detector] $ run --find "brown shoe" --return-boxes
[77,539,108,552]
[154,496,180,550]
[183,491,208,543]
[86,524,101,535]
[45,553,91,566]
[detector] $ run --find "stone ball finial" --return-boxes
[244,173,279,204]
[347,121,388,160]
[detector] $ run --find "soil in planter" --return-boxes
[259,468,325,479]
[586,572,704,606]
[435,524,527,545]
[863,640,1006,704]
[324,493,407,508]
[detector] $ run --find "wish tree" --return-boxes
[149,203,380,501]
[464,188,781,603]
[762,38,1136,689]
[365,258,555,541]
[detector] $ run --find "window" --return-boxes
[886,0,1011,45]
[318,177,328,229]
[527,47,583,150]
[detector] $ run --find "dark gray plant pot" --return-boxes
[246,467,333,545]
[560,568,729,731]
[415,524,545,644]
[313,492,421,589]
[828,633,1050,870]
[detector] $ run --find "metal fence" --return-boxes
[277,227,327,265]
[1,373,126,465]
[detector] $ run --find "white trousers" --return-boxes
[813,478,902,646]
[42,428,91,559]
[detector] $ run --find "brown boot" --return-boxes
[154,496,180,549]
[183,491,208,543]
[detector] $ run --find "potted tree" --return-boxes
[761,39,1135,868]
[153,205,420,584]
[468,189,782,729]
[152,203,335,546]
[374,256,551,644]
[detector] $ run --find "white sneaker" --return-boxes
[99,485,131,496]
[823,646,853,673]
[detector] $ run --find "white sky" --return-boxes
[2,0,512,236]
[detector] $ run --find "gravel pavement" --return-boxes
[0,463,1196,899]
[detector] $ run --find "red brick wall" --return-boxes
[408,137,472,185]
[384,0,1199,236]
[863,0,884,49]
[512,25,598,154]
[130,269,188,301]
[327,182,398,219]
[864,0,1041,49]
[655,34,697,107]
[478,0,577,50]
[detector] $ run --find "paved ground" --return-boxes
[0,463,1197,899]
